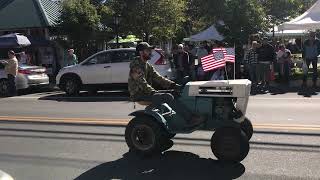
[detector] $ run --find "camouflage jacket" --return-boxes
[128,57,175,100]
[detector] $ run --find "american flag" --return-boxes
[201,48,226,72]
[224,48,235,63]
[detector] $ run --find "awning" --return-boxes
[278,0,320,31]
[0,33,31,48]
[27,36,51,46]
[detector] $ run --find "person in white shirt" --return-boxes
[277,45,292,83]
[18,51,30,65]
[0,51,18,96]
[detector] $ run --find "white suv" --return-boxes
[56,48,175,95]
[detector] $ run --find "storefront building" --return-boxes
[0,0,63,76]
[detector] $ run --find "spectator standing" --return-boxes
[274,41,281,52]
[277,45,292,84]
[173,44,190,83]
[197,42,209,81]
[257,37,276,92]
[185,44,197,81]
[295,38,302,53]
[18,51,31,65]
[242,39,252,79]
[245,41,260,88]
[66,49,78,66]
[203,41,211,54]
[170,45,178,71]
[0,51,18,96]
[302,32,320,88]
[286,41,300,54]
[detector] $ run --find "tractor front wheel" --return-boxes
[241,118,253,140]
[211,127,249,162]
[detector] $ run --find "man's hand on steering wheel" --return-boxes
[174,84,182,92]
[170,83,182,97]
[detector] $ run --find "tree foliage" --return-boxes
[58,0,319,46]
[184,0,266,45]
[223,0,267,44]
[59,0,100,41]
[105,0,187,42]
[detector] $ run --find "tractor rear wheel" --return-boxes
[125,116,171,156]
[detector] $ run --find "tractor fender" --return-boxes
[129,110,169,130]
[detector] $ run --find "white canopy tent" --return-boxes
[266,26,307,37]
[278,0,320,31]
[184,25,224,42]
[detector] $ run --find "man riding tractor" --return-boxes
[128,42,205,127]
[126,42,253,161]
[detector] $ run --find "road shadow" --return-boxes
[17,85,57,95]
[250,83,320,97]
[250,85,319,97]
[38,91,130,102]
[297,88,319,97]
[74,151,245,180]
[270,86,319,97]
[0,85,57,99]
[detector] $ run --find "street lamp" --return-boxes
[114,15,121,48]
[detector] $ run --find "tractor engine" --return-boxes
[185,79,252,123]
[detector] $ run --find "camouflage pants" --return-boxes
[140,93,192,122]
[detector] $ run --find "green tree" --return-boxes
[223,0,267,44]
[59,0,100,41]
[181,0,211,36]
[192,0,266,44]
[96,5,115,42]
[105,0,187,42]
[58,0,101,59]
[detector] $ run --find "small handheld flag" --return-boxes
[225,48,235,63]
[201,48,226,72]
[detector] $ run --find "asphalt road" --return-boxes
[0,91,319,180]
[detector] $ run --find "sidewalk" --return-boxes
[270,79,320,88]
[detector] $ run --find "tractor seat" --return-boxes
[136,101,152,106]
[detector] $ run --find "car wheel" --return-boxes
[125,116,169,156]
[64,77,80,96]
[0,79,9,97]
[211,127,249,163]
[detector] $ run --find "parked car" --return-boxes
[56,48,175,95]
[0,63,49,96]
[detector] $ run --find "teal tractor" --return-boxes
[125,79,253,162]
